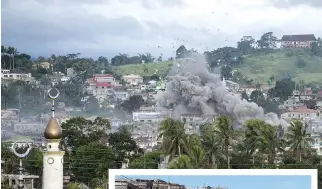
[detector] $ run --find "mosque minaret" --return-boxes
[42,88,65,189]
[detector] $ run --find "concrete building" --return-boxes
[133,111,169,124]
[86,77,114,103]
[122,74,143,86]
[281,106,322,121]
[1,70,32,81]
[224,80,239,92]
[181,113,217,134]
[94,74,115,84]
[114,91,130,101]
[281,34,316,48]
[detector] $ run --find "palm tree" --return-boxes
[285,120,313,162]
[169,134,206,169]
[168,155,193,169]
[158,118,186,160]
[243,119,267,155]
[213,116,239,169]
[254,123,284,164]
[200,132,224,168]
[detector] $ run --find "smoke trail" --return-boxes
[155,53,288,127]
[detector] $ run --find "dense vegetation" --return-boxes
[1,116,321,188]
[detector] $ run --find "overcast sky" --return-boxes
[1,0,322,59]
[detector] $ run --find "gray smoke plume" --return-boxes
[156,53,288,127]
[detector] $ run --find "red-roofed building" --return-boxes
[86,74,115,103]
[281,106,321,121]
[96,82,112,88]
[93,74,115,84]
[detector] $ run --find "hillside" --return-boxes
[113,49,322,84]
[113,61,173,77]
[234,49,322,84]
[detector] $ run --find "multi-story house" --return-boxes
[1,69,33,82]
[86,74,115,103]
[122,74,143,87]
[281,106,322,121]
[181,113,218,134]
[280,34,316,48]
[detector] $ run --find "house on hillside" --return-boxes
[281,106,321,121]
[86,74,115,103]
[280,34,316,48]
[122,74,143,87]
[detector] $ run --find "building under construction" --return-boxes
[115,178,186,189]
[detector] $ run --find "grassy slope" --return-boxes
[113,50,322,84]
[233,49,322,84]
[113,61,173,77]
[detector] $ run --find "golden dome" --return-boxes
[44,117,62,139]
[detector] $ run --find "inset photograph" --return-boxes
[109,169,317,189]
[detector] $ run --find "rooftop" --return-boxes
[281,34,316,41]
[291,106,318,113]
[96,82,112,87]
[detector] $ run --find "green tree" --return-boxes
[120,95,145,112]
[168,155,193,169]
[252,123,284,164]
[158,118,186,160]
[200,132,223,168]
[213,116,239,169]
[271,78,296,100]
[285,121,313,162]
[85,95,100,113]
[256,32,278,49]
[176,45,188,59]
[237,36,255,54]
[220,65,232,80]
[250,90,265,103]
[61,117,110,149]
[71,142,117,187]
[129,151,162,169]
[311,37,322,56]
[108,126,142,167]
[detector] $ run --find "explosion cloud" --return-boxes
[156,53,288,128]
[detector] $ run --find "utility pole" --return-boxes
[18,87,22,110]
[144,151,146,169]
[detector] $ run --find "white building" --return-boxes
[66,68,75,78]
[181,113,217,134]
[135,136,158,151]
[281,106,322,121]
[224,80,240,92]
[133,111,168,124]
[291,88,315,101]
[1,70,32,81]
[114,91,130,101]
[122,74,143,86]
[94,74,115,84]
[280,97,305,110]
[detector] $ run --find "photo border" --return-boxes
[109,169,317,189]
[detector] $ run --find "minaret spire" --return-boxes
[42,86,64,189]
